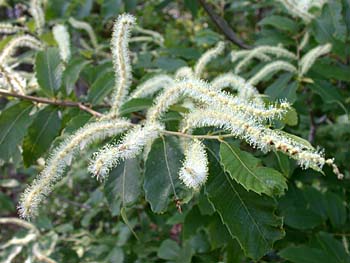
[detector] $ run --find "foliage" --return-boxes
[0,0,349,262]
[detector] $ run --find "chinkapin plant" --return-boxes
[0,0,349,262]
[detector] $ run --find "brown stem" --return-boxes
[198,0,251,49]
[0,89,103,117]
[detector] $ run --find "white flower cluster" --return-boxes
[0,64,27,94]
[275,0,327,23]
[230,36,332,81]
[29,0,45,35]
[109,13,136,117]
[179,139,208,190]
[181,109,330,171]
[194,41,225,78]
[0,35,42,63]
[69,17,98,49]
[0,23,26,34]
[53,24,71,63]
[248,60,297,85]
[233,45,296,74]
[19,13,343,221]
[299,43,332,76]
[88,122,164,180]
[19,120,132,219]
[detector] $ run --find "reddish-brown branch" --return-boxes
[0,89,103,117]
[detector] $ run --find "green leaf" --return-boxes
[119,98,153,115]
[144,137,184,213]
[104,158,141,216]
[259,15,298,32]
[35,47,63,96]
[325,192,347,228]
[283,107,298,126]
[312,59,350,82]
[158,239,181,260]
[0,192,15,214]
[312,80,345,103]
[22,105,62,166]
[154,57,187,72]
[278,186,325,229]
[0,102,33,162]
[62,57,90,94]
[312,4,347,56]
[220,141,287,197]
[87,71,114,105]
[265,73,296,103]
[205,150,284,260]
[279,232,350,263]
[101,0,122,21]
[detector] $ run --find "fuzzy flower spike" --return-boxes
[109,13,136,117]
[179,139,208,190]
[19,120,132,219]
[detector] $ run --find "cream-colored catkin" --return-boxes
[0,23,26,34]
[53,24,71,63]
[29,0,45,35]
[109,14,136,117]
[179,139,208,190]
[146,78,290,123]
[134,26,164,46]
[129,74,174,99]
[211,72,262,104]
[88,122,164,179]
[194,41,225,78]
[182,109,334,172]
[248,61,297,85]
[299,43,332,76]
[18,120,132,219]
[0,64,26,94]
[175,66,194,79]
[69,17,98,48]
[235,45,297,74]
[52,25,71,63]
[232,50,270,63]
[0,35,42,63]
[275,0,314,23]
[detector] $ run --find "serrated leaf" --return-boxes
[0,102,33,162]
[22,105,62,166]
[144,137,184,213]
[220,141,287,196]
[62,57,90,94]
[35,47,63,96]
[205,149,284,260]
[104,158,141,216]
[87,71,114,105]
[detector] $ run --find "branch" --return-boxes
[198,0,251,49]
[0,89,103,117]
